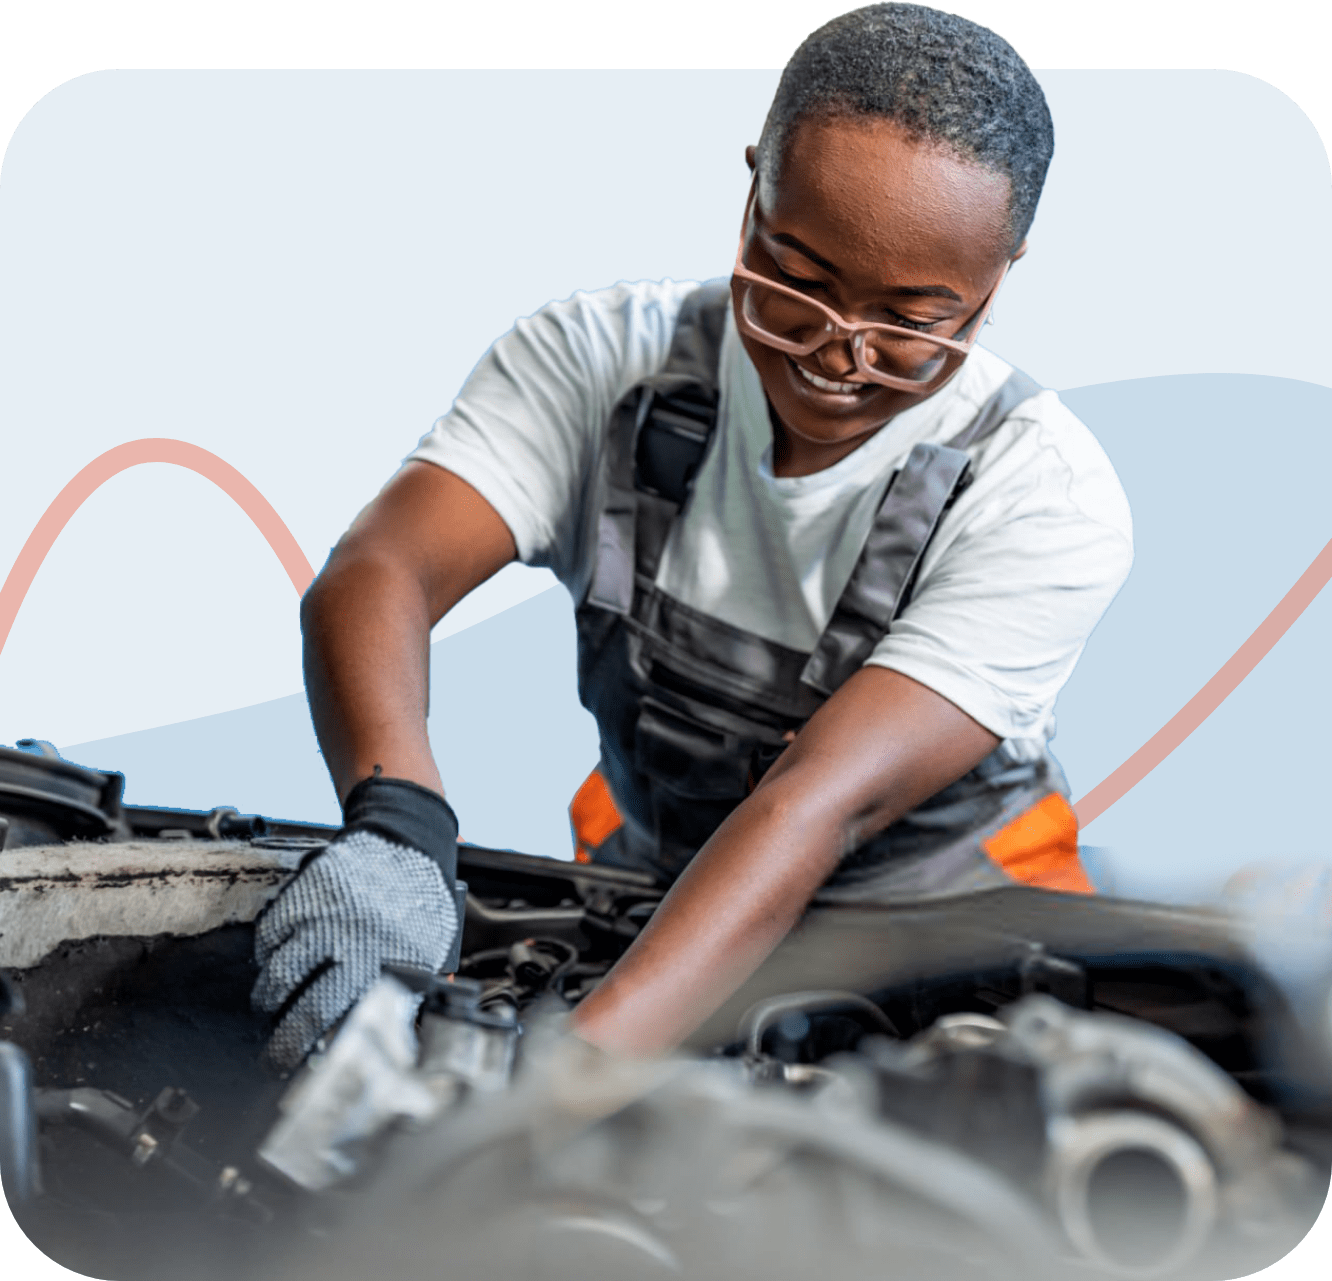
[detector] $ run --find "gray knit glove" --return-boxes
[252,778,461,1072]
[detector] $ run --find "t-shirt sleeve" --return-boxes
[863,393,1134,742]
[407,279,699,583]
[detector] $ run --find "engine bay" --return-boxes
[2,742,1331,1279]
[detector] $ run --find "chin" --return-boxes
[766,372,912,450]
[745,341,911,447]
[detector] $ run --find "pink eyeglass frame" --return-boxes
[731,182,1010,392]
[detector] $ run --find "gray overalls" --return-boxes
[574,281,1078,902]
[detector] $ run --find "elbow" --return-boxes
[742,768,866,881]
[750,755,905,870]
[299,550,350,640]
[299,538,430,644]
[299,562,331,633]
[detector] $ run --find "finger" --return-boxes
[263,962,372,1073]
[251,933,326,1016]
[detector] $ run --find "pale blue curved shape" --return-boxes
[60,373,1332,896]
[1054,372,1332,900]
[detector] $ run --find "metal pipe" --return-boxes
[738,989,899,1058]
[1045,1110,1218,1277]
[0,1041,38,1204]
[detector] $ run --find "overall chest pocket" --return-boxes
[633,697,755,800]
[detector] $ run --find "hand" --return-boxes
[251,776,462,1071]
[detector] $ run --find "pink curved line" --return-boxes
[1074,533,1332,828]
[0,438,315,660]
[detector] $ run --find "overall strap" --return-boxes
[800,368,1041,697]
[946,368,1041,449]
[584,280,731,615]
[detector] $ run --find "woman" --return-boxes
[251,4,1132,1071]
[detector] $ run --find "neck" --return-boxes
[767,402,893,478]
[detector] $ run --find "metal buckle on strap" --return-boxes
[633,385,718,506]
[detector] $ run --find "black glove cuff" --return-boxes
[340,775,459,884]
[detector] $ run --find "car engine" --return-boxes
[2,740,1330,1280]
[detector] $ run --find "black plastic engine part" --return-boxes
[0,743,127,847]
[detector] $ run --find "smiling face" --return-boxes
[732,115,1019,476]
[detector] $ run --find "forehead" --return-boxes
[760,115,1014,282]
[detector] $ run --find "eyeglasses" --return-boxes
[731,181,1009,392]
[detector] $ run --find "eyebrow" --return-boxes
[765,230,964,303]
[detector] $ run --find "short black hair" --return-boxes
[756,3,1054,253]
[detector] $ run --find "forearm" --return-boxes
[570,667,1002,1057]
[302,552,442,805]
[301,462,518,807]
[571,774,846,1056]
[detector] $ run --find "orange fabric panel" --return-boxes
[570,767,623,864]
[982,792,1094,895]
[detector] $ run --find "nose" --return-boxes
[811,336,859,381]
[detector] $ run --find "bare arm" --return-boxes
[570,665,1001,1056]
[301,461,516,805]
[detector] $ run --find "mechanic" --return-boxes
[251,4,1133,1071]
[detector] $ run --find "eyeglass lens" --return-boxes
[741,281,954,384]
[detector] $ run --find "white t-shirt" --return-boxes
[409,279,1133,750]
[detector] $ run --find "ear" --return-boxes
[1010,238,1029,264]
[745,144,757,173]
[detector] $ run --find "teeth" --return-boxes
[794,361,865,394]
